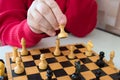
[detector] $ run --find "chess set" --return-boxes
[1,25,120,80]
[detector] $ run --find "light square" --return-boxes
[25,66,39,75]
[49,63,63,70]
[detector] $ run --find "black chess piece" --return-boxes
[46,69,53,80]
[96,51,105,67]
[71,61,83,80]
[95,70,101,80]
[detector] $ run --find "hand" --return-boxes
[27,0,67,36]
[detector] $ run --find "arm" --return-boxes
[0,0,46,48]
[57,0,97,37]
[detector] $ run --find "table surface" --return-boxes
[0,29,120,69]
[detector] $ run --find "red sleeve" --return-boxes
[57,0,97,37]
[0,0,46,48]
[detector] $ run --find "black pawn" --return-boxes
[46,70,53,80]
[96,51,105,67]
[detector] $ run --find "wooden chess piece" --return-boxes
[54,39,61,56]
[11,47,19,62]
[58,24,68,39]
[46,69,53,80]
[68,45,75,59]
[39,54,48,70]
[0,61,5,77]
[108,51,115,68]
[14,57,24,74]
[21,38,28,56]
[85,40,93,56]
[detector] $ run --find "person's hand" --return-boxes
[27,0,67,36]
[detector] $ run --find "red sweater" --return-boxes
[0,0,97,48]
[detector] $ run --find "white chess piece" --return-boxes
[54,39,61,56]
[108,51,115,68]
[85,40,93,56]
[21,38,28,56]
[11,47,18,62]
[68,45,75,59]
[39,54,47,70]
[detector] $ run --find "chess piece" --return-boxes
[71,61,82,80]
[85,40,93,56]
[21,38,28,56]
[54,39,61,56]
[14,57,24,74]
[39,54,48,70]
[11,47,19,62]
[58,24,68,39]
[108,51,115,68]
[96,51,105,67]
[0,60,5,77]
[68,45,75,59]
[46,69,53,80]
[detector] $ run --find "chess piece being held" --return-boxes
[54,39,61,56]
[85,40,93,56]
[68,45,76,59]
[11,47,19,62]
[14,57,24,74]
[39,54,48,70]
[58,24,68,39]
[21,38,28,56]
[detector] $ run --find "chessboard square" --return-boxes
[23,61,36,67]
[110,73,120,79]
[34,60,40,66]
[25,66,39,75]
[27,73,42,80]
[85,63,99,70]
[49,63,63,70]
[12,70,26,77]
[92,69,107,76]
[32,54,40,60]
[56,56,68,62]
[29,49,41,55]
[60,46,68,51]
[88,56,99,62]
[40,71,56,80]
[44,53,54,58]
[100,75,113,80]
[61,50,70,56]
[40,48,51,53]
[60,61,73,68]
[75,44,85,48]
[21,56,33,62]
[57,76,71,80]
[54,69,67,77]
[64,66,75,75]
[70,59,83,65]
[81,71,96,80]
[76,53,87,59]
[101,66,117,75]
[46,57,57,64]
[13,75,27,80]
[80,58,92,64]
[74,49,81,54]
[80,65,89,72]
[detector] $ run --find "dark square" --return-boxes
[46,58,58,64]
[110,73,120,80]
[32,54,40,60]
[60,61,73,68]
[80,65,89,72]
[95,60,108,68]
[75,44,85,48]
[23,61,36,67]
[92,69,107,77]
[12,70,26,77]
[10,58,14,64]
[40,49,51,53]
[54,69,67,77]
[80,58,92,64]
[27,73,42,80]
[60,46,68,51]
[74,49,81,54]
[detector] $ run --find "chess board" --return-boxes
[6,43,119,80]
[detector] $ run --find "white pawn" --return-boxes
[0,61,5,76]
[108,51,115,68]
[85,40,93,56]
[11,47,19,62]
[68,45,75,59]
[14,57,24,74]
[21,38,28,56]
[54,39,61,56]
[39,54,47,70]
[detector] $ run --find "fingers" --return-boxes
[44,0,67,25]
